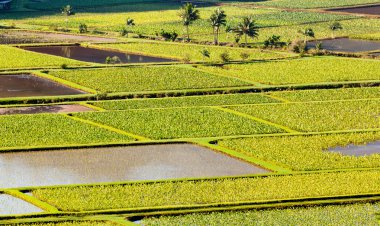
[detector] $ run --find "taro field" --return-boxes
[0,0,380,225]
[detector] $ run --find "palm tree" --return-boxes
[234,16,259,47]
[210,8,227,45]
[298,28,315,44]
[61,5,73,30]
[178,3,200,42]
[329,21,342,38]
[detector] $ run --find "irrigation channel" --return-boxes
[21,45,176,64]
[327,4,380,16]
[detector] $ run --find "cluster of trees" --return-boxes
[179,3,258,46]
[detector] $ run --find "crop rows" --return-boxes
[49,66,251,93]
[228,99,380,132]
[75,107,284,139]
[99,42,291,62]
[219,131,380,171]
[17,222,116,226]
[0,114,132,149]
[0,46,85,69]
[269,87,380,102]
[32,170,380,211]
[143,202,380,226]
[92,93,279,110]
[199,57,380,85]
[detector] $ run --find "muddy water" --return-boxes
[328,141,380,156]
[328,5,380,16]
[0,195,42,215]
[0,104,93,115]
[22,46,175,64]
[307,38,380,53]
[0,74,85,98]
[0,144,268,188]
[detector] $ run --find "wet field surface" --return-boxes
[0,74,85,98]
[22,45,175,64]
[0,195,42,215]
[328,141,380,156]
[0,104,93,115]
[307,38,380,53]
[327,5,380,16]
[0,144,268,188]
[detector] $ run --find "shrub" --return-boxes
[220,51,231,63]
[240,52,250,61]
[160,30,178,41]
[79,23,88,33]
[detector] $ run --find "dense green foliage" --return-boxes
[144,202,380,226]
[92,93,279,110]
[0,46,85,69]
[270,87,380,102]
[75,107,283,139]
[33,170,380,211]
[254,0,380,9]
[18,221,116,226]
[229,99,380,132]
[199,57,380,85]
[0,114,132,149]
[99,42,290,62]
[219,132,380,171]
[49,66,251,93]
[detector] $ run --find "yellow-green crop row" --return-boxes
[219,131,380,171]
[75,107,284,139]
[48,66,252,93]
[0,45,86,69]
[270,87,380,102]
[92,93,279,110]
[143,202,380,226]
[228,99,380,132]
[98,42,292,62]
[0,114,132,149]
[32,170,380,211]
[14,221,116,226]
[198,57,380,85]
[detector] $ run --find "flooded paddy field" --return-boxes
[307,38,380,53]
[328,141,380,156]
[0,104,93,115]
[0,74,85,98]
[0,195,42,215]
[21,45,176,64]
[0,144,268,188]
[327,5,380,16]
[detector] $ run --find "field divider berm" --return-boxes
[63,114,150,141]
[211,106,300,134]
[3,189,60,213]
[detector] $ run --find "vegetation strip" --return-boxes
[3,190,59,213]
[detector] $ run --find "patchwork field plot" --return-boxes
[75,107,285,139]
[1,0,380,224]
[199,57,380,85]
[228,99,380,132]
[219,132,380,171]
[48,66,251,93]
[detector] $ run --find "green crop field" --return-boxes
[1,0,380,224]
[229,99,380,132]
[48,66,252,93]
[199,57,380,85]
[144,202,380,225]
[219,132,380,171]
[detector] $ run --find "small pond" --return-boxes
[0,74,85,98]
[22,45,175,64]
[0,194,42,215]
[328,141,380,156]
[327,5,380,16]
[0,144,268,188]
[307,38,380,53]
[0,104,93,115]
